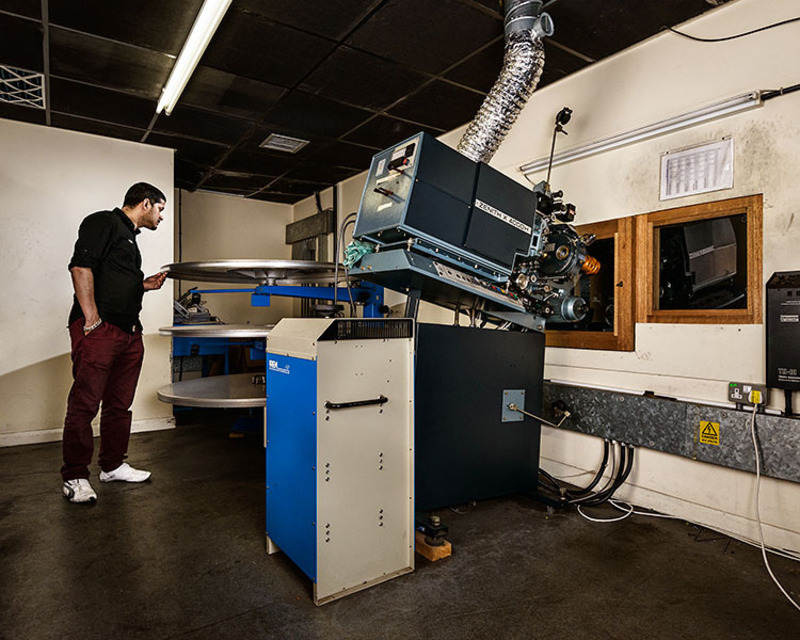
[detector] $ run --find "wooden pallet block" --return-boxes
[415,530,452,562]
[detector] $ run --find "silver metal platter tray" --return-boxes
[162,259,344,285]
[159,324,273,338]
[157,373,265,408]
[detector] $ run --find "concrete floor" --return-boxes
[1,412,798,640]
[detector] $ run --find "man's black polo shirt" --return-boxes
[68,208,145,332]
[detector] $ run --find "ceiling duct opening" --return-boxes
[259,133,311,154]
[0,65,45,110]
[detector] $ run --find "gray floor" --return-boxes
[1,412,798,640]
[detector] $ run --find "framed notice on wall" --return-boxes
[660,138,734,201]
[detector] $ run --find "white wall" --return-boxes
[445,0,800,551]
[0,119,174,445]
[310,0,800,551]
[176,189,294,325]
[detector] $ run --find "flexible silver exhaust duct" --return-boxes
[457,0,553,164]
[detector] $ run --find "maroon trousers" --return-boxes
[61,318,144,481]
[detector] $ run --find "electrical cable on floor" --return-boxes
[570,442,631,506]
[665,16,800,43]
[566,438,611,498]
[603,500,800,564]
[748,403,800,612]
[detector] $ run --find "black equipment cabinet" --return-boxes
[766,270,800,391]
[414,324,545,511]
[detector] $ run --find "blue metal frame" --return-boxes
[190,281,385,318]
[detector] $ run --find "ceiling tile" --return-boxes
[347,0,502,74]
[248,191,304,205]
[300,46,429,110]
[388,80,486,131]
[50,27,172,100]
[261,178,330,196]
[153,104,252,146]
[263,90,373,139]
[547,0,726,61]
[0,101,46,125]
[219,149,301,176]
[50,113,145,142]
[343,114,443,149]
[538,41,592,88]
[305,141,378,170]
[48,0,204,56]
[181,66,286,121]
[235,0,377,40]
[146,132,229,167]
[283,163,360,184]
[0,13,44,71]
[175,159,210,190]
[49,77,155,129]
[201,172,275,192]
[1,1,41,19]
[201,9,336,88]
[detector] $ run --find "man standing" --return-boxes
[62,182,168,504]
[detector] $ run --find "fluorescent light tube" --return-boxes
[519,92,762,175]
[156,0,233,116]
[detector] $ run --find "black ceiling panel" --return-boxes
[249,191,303,205]
[283,163,360,184]
[175,159,211,190]
[234,0,378,41]
[48,1,203,57]
[343,114,444,149]
[263,90,373,139]
[50,113,145,142]
[181,66,286,122]
[306,140,378,170]
[300,46,430,111]
[201,9,336,88]
[0,1,41,19]
[146,132,229,167]
[49,27,172,100]
[538,42,592,88]
[348,0,502,75]
[153,104,252,146]
[443,38,504,93]
[261,178,331,196]
[388,80,486,131]
[547,0,730,61]
[49,77,155,129]
[219,149,304,176]
[0,13,44,71]
[0,101,46,125]
[201,172,276,192]
[3,1,731,200]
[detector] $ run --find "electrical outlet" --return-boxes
[728,382,769,405]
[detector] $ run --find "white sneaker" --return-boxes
[99,462,151,483]
[63,479,97,503]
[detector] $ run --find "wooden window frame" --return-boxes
[635,194,763,325]
[546,216,635,351]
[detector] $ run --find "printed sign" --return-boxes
[699,421,720,446]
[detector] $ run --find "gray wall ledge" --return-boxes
[542,381,800,484]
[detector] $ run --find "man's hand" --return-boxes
[143,272,168,291]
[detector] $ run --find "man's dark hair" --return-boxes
[123,182,166,208]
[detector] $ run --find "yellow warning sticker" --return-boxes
[699,421,720,446]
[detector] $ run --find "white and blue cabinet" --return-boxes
[266,318,414,605]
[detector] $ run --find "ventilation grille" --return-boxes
[259,133,310,154]
[0,65,45,109]
[320,319,414,341]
